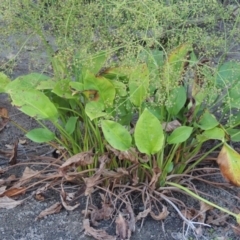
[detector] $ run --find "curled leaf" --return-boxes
[150,205,169,221]
[83,218,116,240]
[162,120,181,132]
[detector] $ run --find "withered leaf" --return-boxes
[60,185,80,211]
[231,224,240,236]
[0,196,24,209]
[9,140,18,165]
[16,167,39,187]
[35,183,51,201]
[116,213,131,240]
[0,175,16,187]
[1,187,26,197]
[106,145,138,163]
[150,205,169,221]
[36,202,62,220]
[135,208,151,221]
[0,186,6,195]
[217,143,240,186]
[90,202,114,226]
[83,218,116,240]
[149,166,161,191]
[84,156,107,196]
[0,107,9,132]
[126,204,135,232]
[59,150,93,174]
[162,120,181,132]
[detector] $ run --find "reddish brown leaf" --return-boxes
[59,150,94,175]
[1,187,26,197]
[36,202,62,220]
[83,218,116,240]
[0,196,24,209]
[115,213,131,240]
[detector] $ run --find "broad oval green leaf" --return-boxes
[5,73,50,93]
[10,90,58,121]
[166,86,186,115]
[198,111,219,130]
[217,143,240,186]
[65,116,78,135]
[26,128,55,143]
[52,79,76,99]
[69,82,84,91]
[167,126,193,144]
[85,102,107,121]
[216,61,240,87]
[129,64,149,107]
[197,127,225,142]
[134,108,164,155]
[226,129,240,142]
[101,120,132,151]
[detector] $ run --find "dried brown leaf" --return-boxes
[90,202,114,226]
[1,187,26,197]
[0,196,24,209]
[84,156,108,196]
[36,202,62,220]
[149,166,161,190]
[126,204,135,232]
[116,213,131,240]
[60,185,80,211]
[0,175,16,187]
[9,140,18,165]
[35,183,51,201]
[231,224,240,236]
[0,186,6,195]
[15,167,40,187]
[59,150,93,175]
[83,218,116,240]
[162,120,181,132]
[0,107,9,132]
[135,208,151,221]
[206,214,228,226]
[106,145,138,163]
[150,205,169,221]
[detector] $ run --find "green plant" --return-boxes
[1,43,240,226]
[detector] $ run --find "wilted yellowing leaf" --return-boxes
[217,143,240,186]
